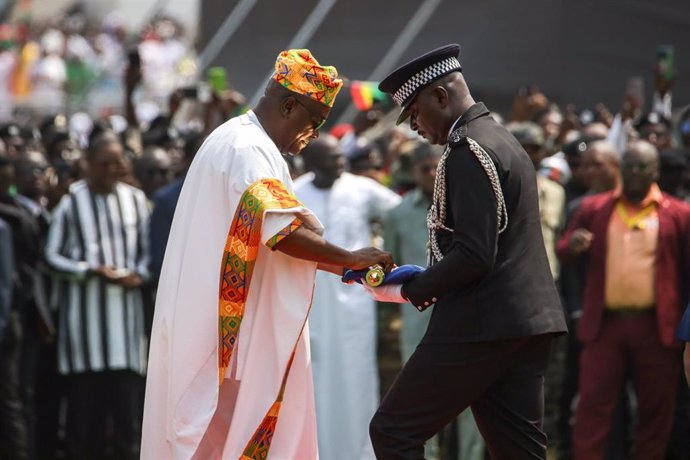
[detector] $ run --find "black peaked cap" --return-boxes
[379,44,462,125]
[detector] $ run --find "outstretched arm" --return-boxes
[274,226,393,273]
[316,263,346,276]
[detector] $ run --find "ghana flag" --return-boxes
[350,81,387,111]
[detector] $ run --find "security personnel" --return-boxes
[367,44,567,459]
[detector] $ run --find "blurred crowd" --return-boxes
[0,6,198,122]
[1,7,690,460]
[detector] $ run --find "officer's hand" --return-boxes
[348,247,394,273]
[362,284,407,303]
[569,229,593,254]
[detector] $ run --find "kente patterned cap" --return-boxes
[379,44,462,125]
[273,49,344,108]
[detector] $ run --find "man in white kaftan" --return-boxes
[143,109,320,459]
[141,49,393,460]
[296,136,401,460]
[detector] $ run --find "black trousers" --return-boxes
[370,334,553,460]
[665,375,690,460]
[0,311,28,460]
[29,338,64,460]
[66,370,141,460]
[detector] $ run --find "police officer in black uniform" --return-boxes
[369,44,567,459]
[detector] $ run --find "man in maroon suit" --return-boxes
[557,140,690,460]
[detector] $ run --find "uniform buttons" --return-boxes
[416,306,423,311]
[432,297,438,303]
[424,301,430,307]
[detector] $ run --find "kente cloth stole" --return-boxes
[217,178,306,460]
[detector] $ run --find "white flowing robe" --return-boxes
[142,111,322,459]
[295,173,400,460]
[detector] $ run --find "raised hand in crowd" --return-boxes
[621,93,642,122]
[556,104,581,145]
[654,51,674,97]
[511,85,549,122]
[621,79,644,122]
[203,88,247,134]
[216,89,247,119]
[168,88,185,120]
[124,53,143,127]
[124,59,143,94]
[594,102,614,128]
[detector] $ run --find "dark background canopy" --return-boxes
[200,0,690,118]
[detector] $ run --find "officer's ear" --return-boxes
[431,86,449,109]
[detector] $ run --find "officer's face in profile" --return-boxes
[407,86,451,146]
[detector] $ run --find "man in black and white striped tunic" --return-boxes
[45,131,150,460]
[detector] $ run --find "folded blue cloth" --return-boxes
[342,264,425,286]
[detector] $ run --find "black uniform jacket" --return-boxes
[403,103,568,344]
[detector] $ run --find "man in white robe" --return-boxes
[141,49,393,460]
[295,137,401,460]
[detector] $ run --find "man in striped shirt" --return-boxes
[45,130,150,460]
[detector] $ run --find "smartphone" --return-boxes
[657,44,675,80]
[208,67,226,92]
[181,86,198,99]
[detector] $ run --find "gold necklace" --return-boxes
[615,201,655,230]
